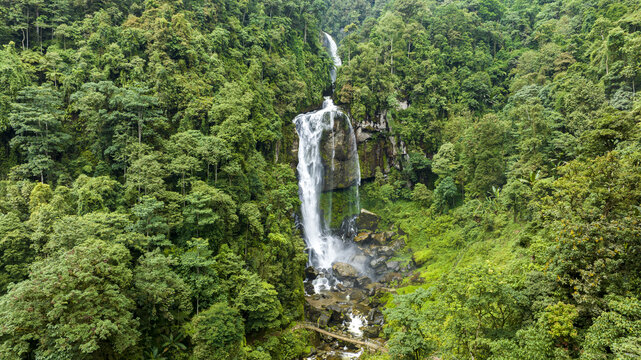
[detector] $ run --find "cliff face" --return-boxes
[290,107,407,190]
[319,111,360,192]
[289,105,405,230]
[353,109,407,181]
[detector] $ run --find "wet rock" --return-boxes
[320,112,360,191]
[380,272,403,283]
[378,246,395,257]
[356,209,379,231]
[356,276,372,288]
[371,232,386,245]
[370,256,387,269]
[305,302,322,322]
[354,231,372,243]
[335,283,346,292]
[332,262,359,279]
[342,280,355,288]
[363,325,381,338]
[360,247,376,257]
[391,237,405,251]
[365,282,383,296]
[371,231,395,245]
[367,308,383,322]
[305,266,319,280]
[317,312,331,327]
[369,296,383,308]
[304,281,315,295]
[386,261,400,272]
[347,289,366,302]
[351,254,368,267]
[325,304,347,324]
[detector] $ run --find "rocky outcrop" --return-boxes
[319,185,360,230]
[352,109,409,180]
[332,262,359,279]
[291,100,407,186]
[356,209,379,231]
[319,111,359,191]
[354,231,371,244]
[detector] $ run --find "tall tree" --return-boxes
[0,239,139,359]
[9,84,69,183]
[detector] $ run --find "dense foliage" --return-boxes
[333,0,641,359]
[2,0,641,358]
[0,0,331,358]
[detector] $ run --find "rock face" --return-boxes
[319,111,359,192]
[353,109,409,180]
[354,231,372,244]
[290,99,408,183]
[332,262,359,279]
[319,185,359,230]
[356,209,379,231]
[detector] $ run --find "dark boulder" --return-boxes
[305,266,319,280]
[356,209,379,231]
[363,325,381,338]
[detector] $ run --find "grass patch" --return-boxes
[360,183,530,294]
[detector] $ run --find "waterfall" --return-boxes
[294,32,367,287]
[294,98,359,271]
[323,31,342,83]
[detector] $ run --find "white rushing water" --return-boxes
[294,32,363,277]
[294,97,359,271]
[346,312,366,338]
[323,31,342,83]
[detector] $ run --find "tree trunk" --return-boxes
[274,140,280,163]
[36,7,41,52]
[138,113,142,144]
[26,7,30,49]
[196,267,200,314]
[601,34,609,75]
[181,171,185,197]
[390,37,394,75]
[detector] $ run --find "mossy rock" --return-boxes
[319,185,360,229]
[355,209,380,231]
[319,112,360,191]
[412,248,433,266]
[354,231,372,243]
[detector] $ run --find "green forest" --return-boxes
[0,0,640,359]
